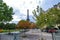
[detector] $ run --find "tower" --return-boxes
[27,9,30,21]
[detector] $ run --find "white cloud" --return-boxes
[3,0,43,22]
[12,15,21,21]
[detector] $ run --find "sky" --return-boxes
[3,0,60,23]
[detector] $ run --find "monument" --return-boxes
[27,9,30,21]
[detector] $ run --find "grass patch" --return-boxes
[0,29,20,33]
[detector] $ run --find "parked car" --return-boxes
[48,28,59,33]
[42,27,59,33]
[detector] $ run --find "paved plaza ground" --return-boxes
[0,29,52,40]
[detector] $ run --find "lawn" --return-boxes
[0,29,20,33]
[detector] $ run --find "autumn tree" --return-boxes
[29,22,36,29]
[17,20,30,29]
[17,20,36,29]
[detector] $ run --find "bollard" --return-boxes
[14,34,17,40]
[52,32,55,40]
[0,35,1,40]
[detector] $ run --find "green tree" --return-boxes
[50,8,60,24]
[45,7,60,28]
[33,6,60,29]
[10,23,16,29]
[0,0,14,23]
[32,6,46,29]
[5,23,16,30]
[0,23,5,29]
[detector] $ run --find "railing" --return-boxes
[0,29,41,40]
[53,30,60,40]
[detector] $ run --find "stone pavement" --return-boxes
[0,29,52,40]
[21,29,52,40]
[42,32,52,40]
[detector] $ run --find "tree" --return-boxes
[17,20,30,37]
[17,20,36,29]
[0,0,14,23]
[49,8,60,30]
[32,5,60,29]
[44,7,60,27]
[5,23,16,30]
[10,23,16,29]
[17,20,30,29]
[29,22,36,29]
[32,6,46,29]
[0,23,5,29]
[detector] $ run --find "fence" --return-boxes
[0,33,22,40]
[53,30,60,40]
[0,29,42,40]
[0,29,54,40]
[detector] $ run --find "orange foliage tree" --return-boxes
[29,22,36,29]
[17,20,30,29]
[16,20,36,29]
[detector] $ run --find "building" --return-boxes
[54,2,60,9]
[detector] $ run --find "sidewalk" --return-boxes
[42,32,52,40]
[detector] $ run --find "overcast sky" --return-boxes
[3,0,60,23]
